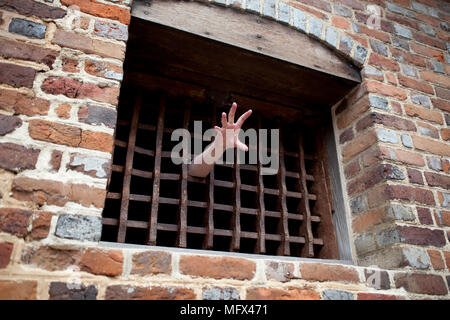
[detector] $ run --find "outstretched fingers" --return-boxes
[236,109,252,129]
[221,112,227,128]
[228,102,237,124]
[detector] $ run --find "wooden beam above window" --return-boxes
[131,0,361,84]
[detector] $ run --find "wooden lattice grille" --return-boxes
[102,88,338,259]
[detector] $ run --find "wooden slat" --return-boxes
[117,91,142,243]
[203,103,216,250]
[298,134,315,258]
[176,100,190,248]
[256,115,266,254]
[277,122,290,256]
[147,94,166,245]
[230,148,241,251]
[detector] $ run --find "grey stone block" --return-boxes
[369,95,389,110]
[411,94,430,107]
[354,45,368,64]
[401,247,430,269]
[370,39,388,57]
[278,2,290,24]
[94,21,128,41]
[325,26,338,48]
[292,8,306,32]
[203,287,240,300]
[308,17,323,39]
[323,289,354,300]
[428,157,442,171]
[376,128,398,144]
[246,0,260,13]
[262,0,276,19]
[401,134,413,148]
[333,3,351,17]
[376,227,400,248]
[387,204,415,221]
[9,18,47,39]
[394,24,413,39]
[55,214,102,241]
[350,195,367,214]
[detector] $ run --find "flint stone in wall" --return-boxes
[55,214,102,241]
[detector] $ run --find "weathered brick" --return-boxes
[407,168,424,184]
[49,282,97,300]
[391,48,426,67]
[29,119,81,147]
[94,21,128,41]
[265,261,295,282]
[62,58,79,73]
[337,96,370,130]
[428,250,445,270]
[417,121,439,139]
[369,53,400,71]
[52,29,125,60]
[388,185,435,205]
[398,225,446,247]
[203,287,240,300]
[0,208,32,238]
[22,246,82,271]
[61,0,130,25]
[356,112,416,132]
[342,130,377,163]
[0,280,37,300]
[246,287,320,300]
[9,18,46,39]
[80,130,114,153]
[420,70,450,88]
[0,114,22,136]
[0,0,66,19]
[131,251,172,275]
[400,247,431,269]
[339,128,354,144]
[80,248,123,276]
[431,98,450,113]
[398,74,434,94]
[0,62,36,88]
[442,128,450,141]
[41,77,119,105]
[30,211,52,240]
[357,293,403,300]
[424,172,450,189]
[179,255,256,280]
[67,154,111,178]
[55,103,71,119]
[50,150,63,171]
[344,160,360,179]
[0,89,49,116]
[394,273,447,295]
[105,285,196,300]
[365,81,407,100]
[84,60,123,81]
[0,38,58,67]
[299,263,359,283]
[417,207,433,225]
[0,242,13,268]
[55,214,102,241]
[352,207,385,233]
[412,135,450,157]
[0,143,39,173]
[78,104,117,128]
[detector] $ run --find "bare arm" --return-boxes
[188,102,252,178]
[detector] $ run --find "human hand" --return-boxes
[214,102,252,152]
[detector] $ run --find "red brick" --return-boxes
[80,130,114,153]
[0,62,36,88]
[369,53,400,71]
[394,273,448,295]
[362,146,382,167]
[356,112,416,132]
[30,211,52,240]
[404,104,443,124]
[388,185,435,205]
[385,72,397,85]
[386,12,419,30]
[391,101,402,114]
[0,208,32,238]
[424,172,450,189]
[246,287,320,300]
[352,207,385,233]
[407,168,424,185]
[339,128,354,144]
[0,280,37,300]
[62,58,79,73]
[411,43,445,62]
[344,160,360,179]
[80,248,123,276]
[391,48,426,67]
[131,251,172,275]
[41,77,119,105]
[52,29,125,60]
[0,143,39,173]
[12,176,106,208]
[28,119,82,148]
[398,74,434,94]
[0,38,58,67]
[0,242,13,268]
[300,263,360,283]
[332,16,350,30]
[0,114,21,136]
[22,246,82,271]
[337,96,370,130]
[428,250,445,270]
[412,135,450,157]
[398,225,446,247]
[431,98,450,112]
[357,293,404,300]
[0,0,66,19]
[435,87,450,100]
[436,210,450,227]
[55,103,71,119]
[417,207,433,225]
[357,24,391,43]
[441,128,450,141]
[420,71,450,88]
[61,0,130,25]
[0,88,49,116]
[342,130,377,163]
[365,81,407,100]
[414,32,446,50]
[290,2,328,20]
[347,164,386,196]
[379,146,425,167]
[417,121,439,139]
[444,252,450,271]
[105,285,196,300]
[84,60,123,80]
[50,150,63,171]
[179,255,256,280]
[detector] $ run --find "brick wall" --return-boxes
[0,0,449,300]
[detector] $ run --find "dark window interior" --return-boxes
[100,16,349,259]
